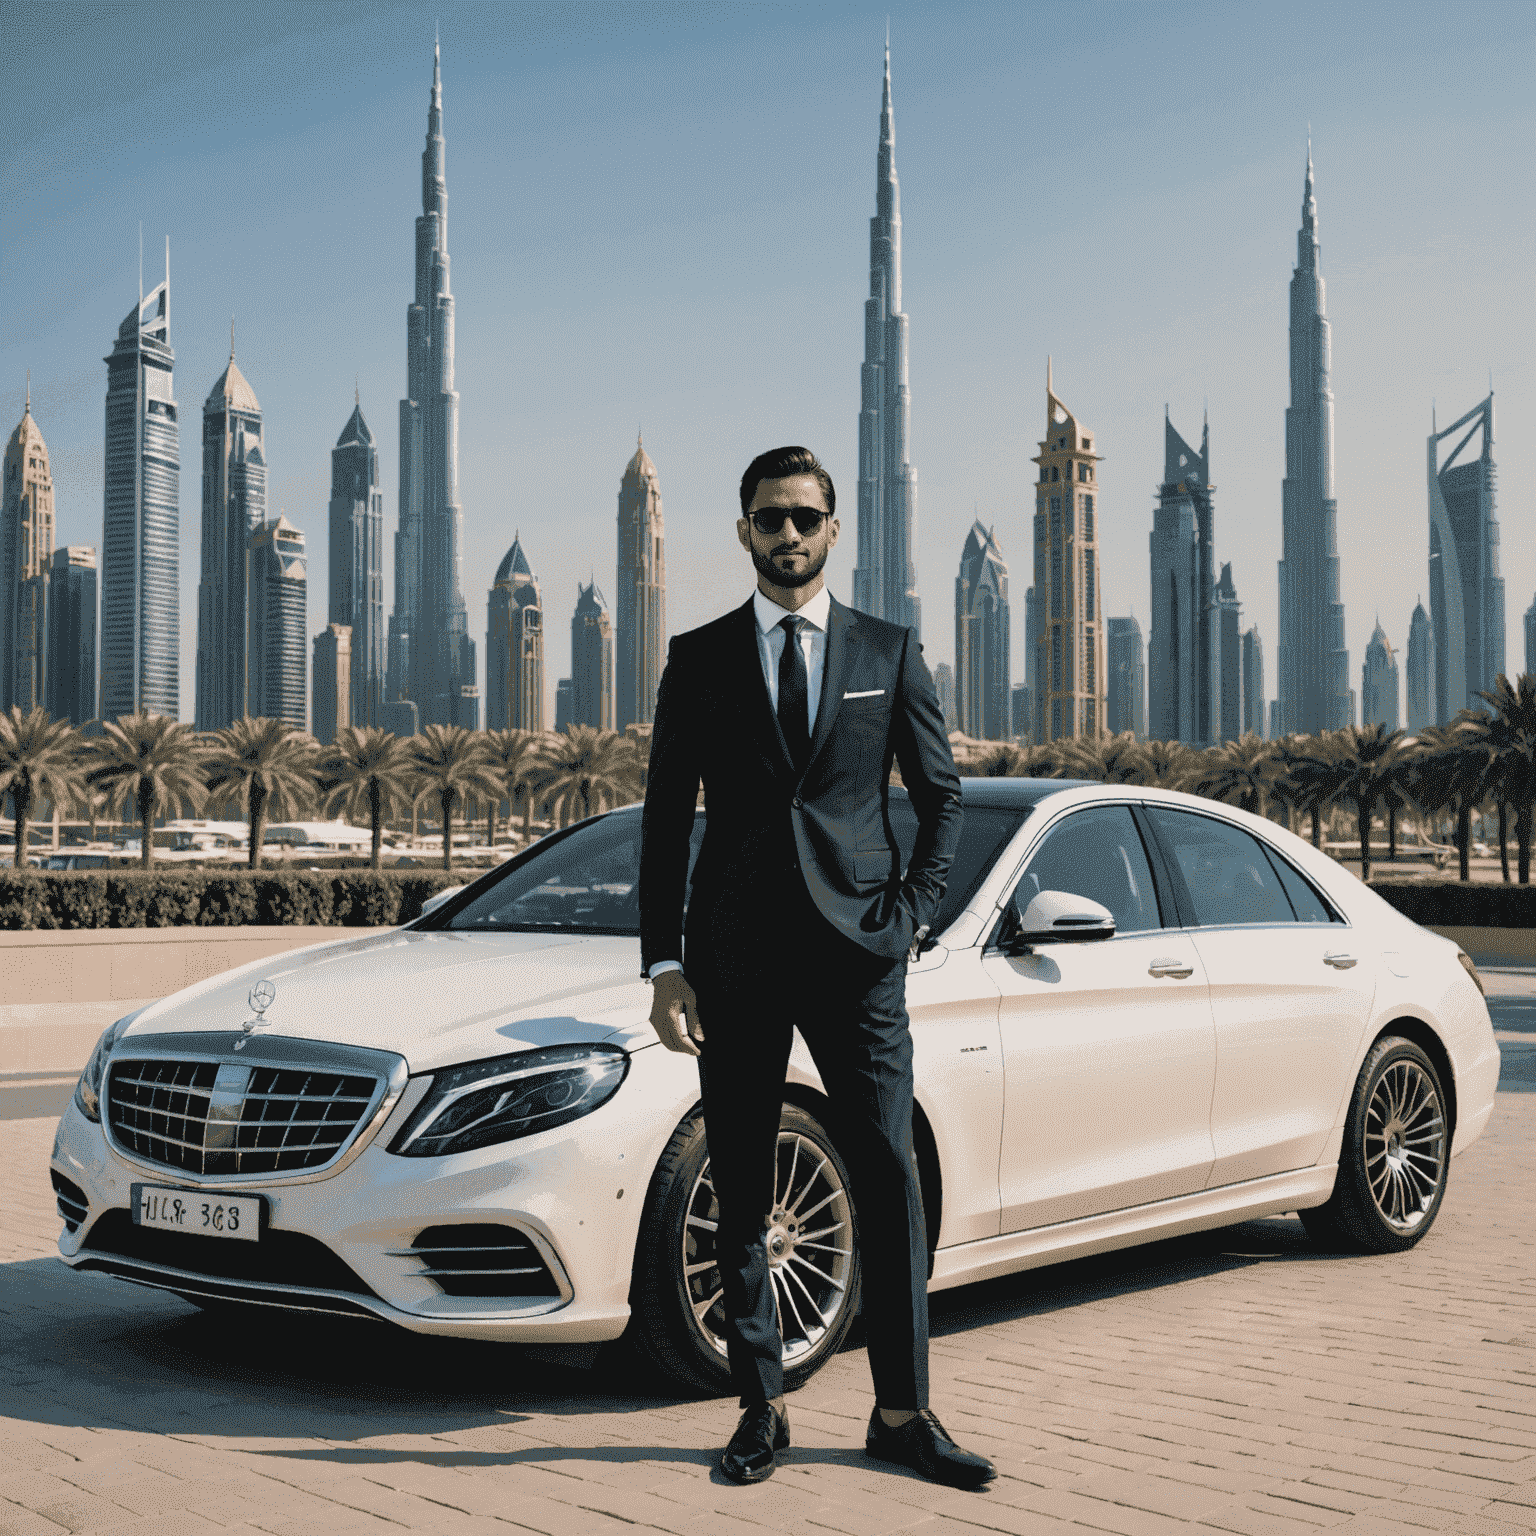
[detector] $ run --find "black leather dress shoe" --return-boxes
[865,1408,995,1489]
[720,1402,790,1484]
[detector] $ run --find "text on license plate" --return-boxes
[133,1184,261,1242]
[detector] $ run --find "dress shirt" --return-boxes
[648,584,832,985]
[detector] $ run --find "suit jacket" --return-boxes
[639,593,962,980]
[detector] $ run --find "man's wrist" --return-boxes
[648,960,685,982]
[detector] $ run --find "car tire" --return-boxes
[1300,1035,1450,1254]
[627,1102,862,1395]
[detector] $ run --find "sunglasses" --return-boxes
[748,507,829,536]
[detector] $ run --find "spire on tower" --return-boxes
[230,316,236,360]
[24,370,30,413]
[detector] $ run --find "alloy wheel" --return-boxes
[1363,1058,1446,1233]
[683,1129,856,1366]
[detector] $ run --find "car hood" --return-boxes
[117,928,657,1073]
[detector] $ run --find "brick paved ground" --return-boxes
[2,980,1532,1536]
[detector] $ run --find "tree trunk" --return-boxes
[139,778,155,869]
[440,787,454,870]
[1457,803,1471,881]
[89,799,98,843]
[487,800,497,850]
[1519,802,1532,886]
[14,804,29,870]
[1498,801,1510,882]
[1358,797,1372,883]
[248,781,269,870]
[369,778,383,871]
[521,788,533,845]
[1388,803,1397,861]
[1310,806,1321,848]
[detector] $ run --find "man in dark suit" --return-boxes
[639,446,995,1489]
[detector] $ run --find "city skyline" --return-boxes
[3,2,1530,734]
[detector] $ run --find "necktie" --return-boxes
[777,615,810,770]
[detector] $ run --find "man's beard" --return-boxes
[752,542,828,590]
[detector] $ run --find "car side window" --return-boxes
[1261,844,1339,923]
[1144,807,1295,928]
[1008,806,1163,935]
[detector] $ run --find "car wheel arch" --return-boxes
[1367,1015,1457,1144]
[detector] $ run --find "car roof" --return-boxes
[950,776,1097,810]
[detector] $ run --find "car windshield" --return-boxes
[441,797,1028,937]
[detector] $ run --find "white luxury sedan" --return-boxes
[51,780,1500,1392]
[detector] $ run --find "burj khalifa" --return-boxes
[386,42,477,731]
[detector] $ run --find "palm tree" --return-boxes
[539,725,645,827]
[0,708,85,869]
[203,718,321,869]
[1054,731,1144,784]
[1190,733,1276,816]
[483,728,556,848]
[1276,735,1346,850]
[84,712,207,868]
[1136,738,1198,790]
[1475,674,1536,884]
[317,727,414,870]
[1323,723,1417,882]
[409,725,502,870]
[1413,721,1495,881]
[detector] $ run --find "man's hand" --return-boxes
[650,969,703,1056]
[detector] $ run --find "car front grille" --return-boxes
[408,1223,561,1298]
[106,1051,385,1177]
[52,1171,89,1233]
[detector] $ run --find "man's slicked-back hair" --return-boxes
[739,446,836,518]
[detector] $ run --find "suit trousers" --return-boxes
[690,873,930,1409]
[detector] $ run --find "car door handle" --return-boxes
[1323,952,1358,969]
[1148,958,1194,979]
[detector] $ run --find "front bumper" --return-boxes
[50,1048,682,1343]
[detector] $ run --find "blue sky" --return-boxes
[4,0,1532,726]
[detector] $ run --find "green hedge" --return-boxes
[0,869,470,931]
[1371,881,1536,929]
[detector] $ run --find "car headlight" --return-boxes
[74,1013,138,1122]
[388,1043,630,1157]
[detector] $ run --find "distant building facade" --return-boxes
[1428,393,1501,721]
[553,679,573,733]
[1148,411,1215,744]
[616,438,664,730]
[954,520,1009,739]
[1241,627,1265,738]
[1,386,54,712]
[1361,620,1400,731]
[195,350,265,730]
[1277,150,1351,735]
[1011,684,1031,740]
[932,661,956,733]
[246,516,307,729]
[101,264,179,720]
[570,581,614,731]
[47,546,97,726]
[1031,363,1105,742]
[1406,599,1436,733]
[329,399,384,730]
[1212,562,1243,742]
[1106,616,1145,738]
[312,624,351,746]
[1525,596,1536,680]
[853,43,920,637]
[487,534,544,731]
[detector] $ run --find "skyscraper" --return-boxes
[329,397,384,731]
[312,623,351,746]
[246,516,307,728]
[1406,600,1437,734]
[195,345,265,730]
[1010,683,1031,740]
[570,581,614,731]
[931,661,956,732]
[1241,627,1266,738]
[554,679,573,733]
[487,534,543,731]
[853,44,920,636]
[47,546,97,726]
[1428,393,1501,721]
[1022,586,1038,700]
[1106,616,1145,738]
[388,42,474,731]
[1212,562,1243,742]
[1362,621,1400,731]
[2,383,54,712]
[615,436,664,730]
[101,253,179,721]
[954,521,1009,739]
[1147,411,1216,745]
[1277,148,1351,735]
[1031,363,1105,743]
[1525,596,1536,680]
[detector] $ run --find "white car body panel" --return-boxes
[51,784,1500,1348]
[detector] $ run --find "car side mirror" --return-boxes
[419,885,466,920]
[1004,891,1116,955]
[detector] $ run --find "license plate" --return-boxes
[132,1184,262,1242]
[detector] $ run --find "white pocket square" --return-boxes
[843,688,885,699]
